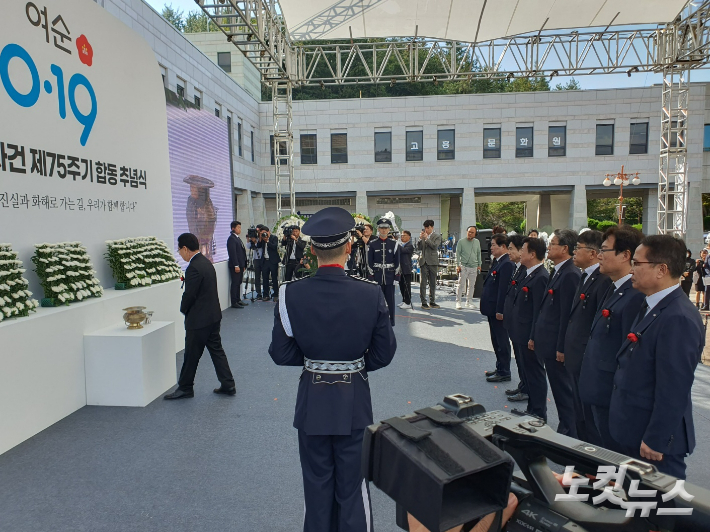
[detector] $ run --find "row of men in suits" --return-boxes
[480,227,703,478]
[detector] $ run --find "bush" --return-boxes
[596,221,617,232]
[587,218,600,230]
[632,223,643,231]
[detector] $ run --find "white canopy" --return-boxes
[281,0,690,42]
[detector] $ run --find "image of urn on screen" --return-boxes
[184,175,218,262]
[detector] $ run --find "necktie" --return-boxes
[575,272,588,299]
[632,301,649,328]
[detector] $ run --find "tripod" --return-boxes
[243,248,257,302]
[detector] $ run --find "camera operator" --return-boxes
[281,225,306,282]
[245,225,264,300]
[261,226,280,301]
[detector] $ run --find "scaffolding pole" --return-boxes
[272,80,294,218]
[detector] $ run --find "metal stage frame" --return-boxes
[196,0,710,235]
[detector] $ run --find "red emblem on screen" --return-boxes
[76,35,93,66]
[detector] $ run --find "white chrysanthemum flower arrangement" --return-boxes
[105,237,182,289]
[31,241,103,306]
[0,243,39,322]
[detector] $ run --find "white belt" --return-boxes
[304,357,365,374]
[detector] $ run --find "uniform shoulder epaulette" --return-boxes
[348,275,377,285]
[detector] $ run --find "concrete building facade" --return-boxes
[100,0,708,251]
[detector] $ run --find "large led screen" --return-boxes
[166,103,232,268]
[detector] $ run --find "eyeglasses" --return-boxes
[630,260,659,267]
[597,248,616,255]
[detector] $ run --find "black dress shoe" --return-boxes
[231,304,244,309]
[421,302,430,309]
[429,302,440,309]
[505,388,521,396]
[255,295,263,301]
[213,387,236,396]
[486,373,512,383]
[164,389,194,400]
[508,392,529,402]
[237,300,248,307]
[484,369,498,377]
[263,296,271,301]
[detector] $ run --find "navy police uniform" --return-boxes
[609,286,703,479]
[480,253,514,378]
[367,219,400,326]
[578,275,644,450]
[269,207,397,532]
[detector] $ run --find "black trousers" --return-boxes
[518,342,547,420]
[380,283,395,325]
[298,428,372,532]
[590,404,619,452]
[252,259,264,296]
[263,261,279,297]
[399,273,413,305]
[567,365,602,445]
[285,259,300,282]
[541,348,576,438]
[177,321,234,392]
[487,316,511,376]
[510,338,527,394]
[230,269,243,305]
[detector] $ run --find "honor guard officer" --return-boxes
[269,207,397,532]
[367,218,401,326]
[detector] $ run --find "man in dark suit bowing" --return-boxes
[579,225,644,450]
[563,230,611,444]
[609,235,703,479]
[530,229,579,436]
[501,234,528,401]
[165,233,236,399]
[227,221,248,309]
[481,233,514,383]
[509,237,549,418]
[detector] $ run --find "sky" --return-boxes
[144,0,710,91]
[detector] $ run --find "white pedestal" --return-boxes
[84,321,176,407]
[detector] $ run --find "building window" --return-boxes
[406,130,423,161]
[483,128,501,159]
[331,133,348,164]
[194,94,201,108]
[374,132,392,162]
[437,129,455,160]
[301,134,317,165]
[237,122,243,157]
[215,106,220,118]
[629,123,648,154]
[595,124,614,155]
[270,135,288,165]
[251,131,255,162]
[548,126,566,157]
[516,127,533,158]
[176,80,184,99]
[217,52,231,73]
[704,125,710,152]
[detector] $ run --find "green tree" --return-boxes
[161,4,184,32]
[184,11,214,33]
[554,78,581,91]
[475,202,526,231]
[587,197,643,226]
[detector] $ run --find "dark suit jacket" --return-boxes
[269,268,396,436]
[563,266,612,376]
[180,253,222,330]
[578,277,644,408]
[531,259,580,357]
[282,236,306,264]
[609,287,703,455]
[480,254,514,317]
[261,234,280,265]
[508,263,548,345]
[227,232,246,270]
[399,241,414,275]
[503,263,526,332]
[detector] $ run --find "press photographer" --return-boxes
[281,225,306,282]
[261,226,280,301]
[246,225,265,300]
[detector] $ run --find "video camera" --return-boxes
[362,394,710,532]
[351,223,365,236]
[246,225,259,239]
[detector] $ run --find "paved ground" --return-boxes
[1,283,710,532]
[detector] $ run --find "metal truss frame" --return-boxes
[195,0,710,237]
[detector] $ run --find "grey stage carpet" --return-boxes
[1,284,710,531]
